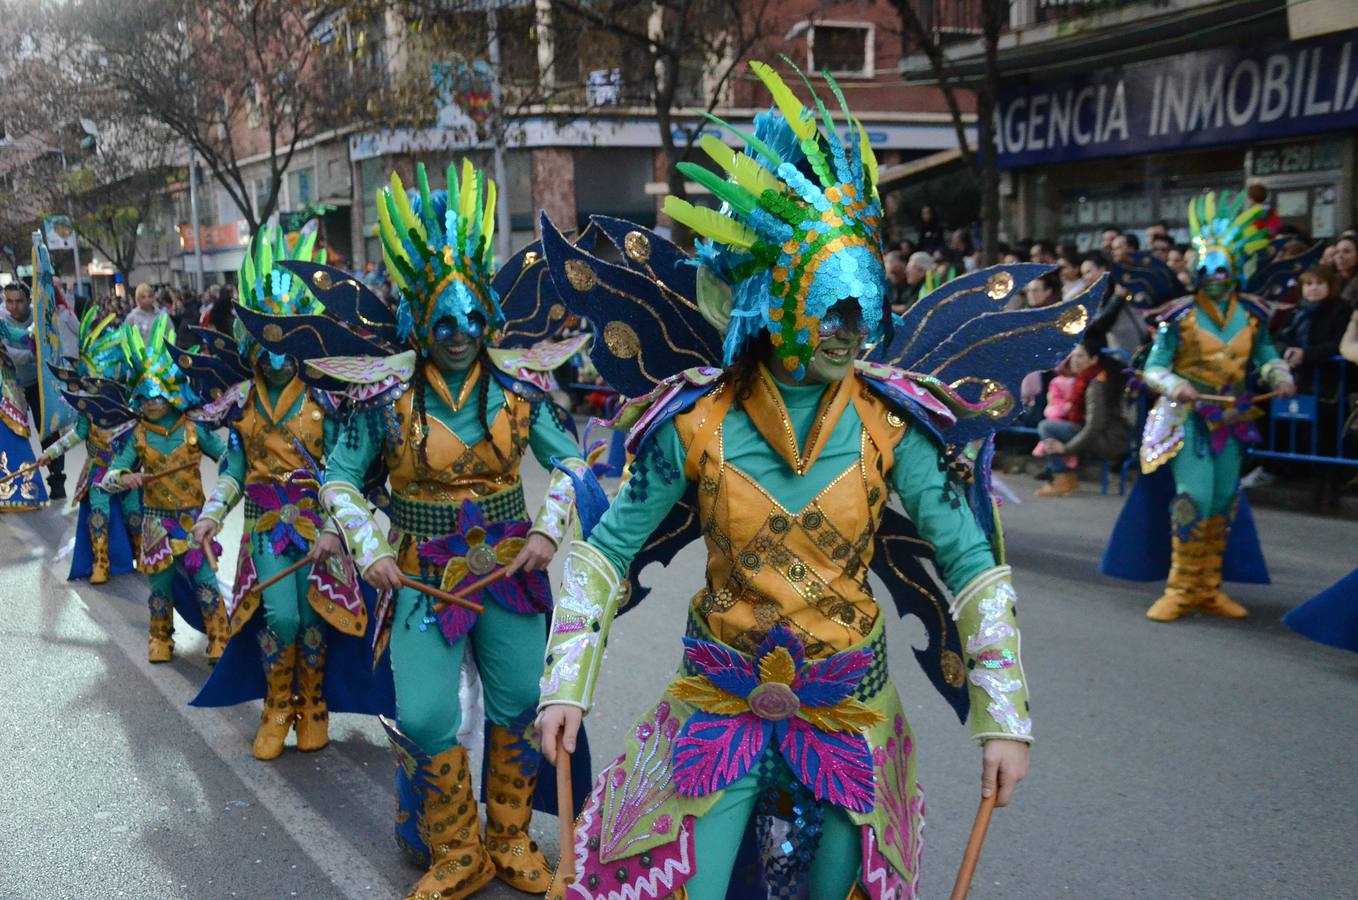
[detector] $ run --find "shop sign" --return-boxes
[995,29,1358,168]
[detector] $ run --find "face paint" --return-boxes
[1200,268,1231,300]
[428,317,485,373]
[141,398,171,420]
[261,353,297,387]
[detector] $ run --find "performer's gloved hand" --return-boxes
[981,738,1030,807]
[364,557,404,592]
[506,533,557,574]
[307,532,343,564]
[1171,383,1199,404]
[190,520,218,549]
[536,703,582,768]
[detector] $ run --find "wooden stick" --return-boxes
[0,463,41,487]
[254,557,311,594]
[397,574,486,614]
[432,567,511,614]
[949,793,997,900]
[556,742,576,886]
[1195,390,1280,405]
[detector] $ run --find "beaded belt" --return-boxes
[144,505,196,521]
[243,495,319,523]
[681,609,889,703]
[390,483,527,538]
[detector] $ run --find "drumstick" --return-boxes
[141,459,200,483]
[201,541,218,571]
[1195,390,1280,405]
[949,793,997,900]
[0,463,41,487]
[432,567,511,614]
[254,557,310,593]
[556,740,576,885]
[397,574,486,614]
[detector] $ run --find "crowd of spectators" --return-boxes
[891,199,1358,508]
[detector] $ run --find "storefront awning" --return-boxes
[876,149,966,192]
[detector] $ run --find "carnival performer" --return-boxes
[307,161,591,897]
[39,308,142,583]
[186,226,389,761]
[1128,192,1295,622]
[534,61,1056,900]
[0,286,48,511]
[103,318,230,662]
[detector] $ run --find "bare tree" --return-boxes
[45,0,372,237]
[890,0,1008,264]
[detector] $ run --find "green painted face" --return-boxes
[428,324,484,374]
[804,330,863,384]
[141,398,172,420]
[261,357,297,387]
[1200,270,1232,301]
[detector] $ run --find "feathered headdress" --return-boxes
[375,159,503,351]
[1187,191,1270,286]
[236,223,327,366]
[76,306,128,381]
[124,316,196,410]
[662,59,886,378]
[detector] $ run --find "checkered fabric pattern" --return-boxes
[389,483,528,538]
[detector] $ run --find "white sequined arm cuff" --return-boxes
[1143,367,1187,397]
[538,540,626,713]
[100,468,132,493]
[529,458,590,547]
[47,427,83,459]
[199,475,241,526]
[951,565,1033,744]
[1260,358,1293,388]
[318,480,395,574]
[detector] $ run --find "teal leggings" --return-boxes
[87,484,140,523]
[254,546,321,643]
[686,751,863,900]
[389,590,545,755]
[1169,419,1243,516]
[147,553,220,614]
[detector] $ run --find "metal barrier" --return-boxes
[1251,355,1357,468]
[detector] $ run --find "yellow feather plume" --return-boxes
[700,135,781,197]
[458,159,477,225]
[387,171,426,246]
[856,120,879,195]
[663,197,756,249]
[375,191,409,291]
[749,60,815,141]
[481,179,497,263]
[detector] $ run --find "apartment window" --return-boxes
[808,23,874,78]
[287,168,315,210]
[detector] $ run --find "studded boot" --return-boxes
[199,583,228,663]
[253,629,297,761]
[1194,514,1248,618]
[406,744,496,900]
[147,587,174,662]
[89,515,111,584]
[294,624,329,752]
[484,724,553,891]
[1147,494,1204,622]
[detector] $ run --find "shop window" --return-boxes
[808,23,874,78]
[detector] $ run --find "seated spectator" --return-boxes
[1034,333,1130,497]
[1165,245,1192,288]
[1110,231,1139,264]
[1149,233,1173,261]
[1342,306,1358,365]
[1011,270,1061,311]
[1082,250,1149,355]
[1030,239,1056,265]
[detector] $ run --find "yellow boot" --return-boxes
[253,630,297,761]
[197,583,228,664]
[1036,470,1079,497]
[1194,515,1248,618]
[294,625,329,753]
[147,587,174,662]
[484,724,553,892]
[1147,495,1205,622]
[407,744,496,900]
[126,512,142,565]
[89,518,111,585]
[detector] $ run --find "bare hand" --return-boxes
[190,520,219,549]
[35,453,51,468]
[506,534,557,574]
[981,739,1030,807]
[1044,439,1066,454]
[308,531,343,564]
[364,556,404,592]
[1282,347,1304,368]
[536,704,583,768]
[1275,380,1297,398]
[1171,383,1199,404]
[121,472,147,489]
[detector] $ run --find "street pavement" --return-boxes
[1,444,1355,899]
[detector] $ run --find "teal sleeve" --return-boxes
[323,407,382,489]
[196,423,227,461]
[1251,324,1282,368]
[890,426,996,593]
[322,412,339,458]
[220,427,246,483]
[109,432,139,470]
[76,417,90,440]
[1144,322,1177,372]
[586,420,689,578]
[527,400,583,468]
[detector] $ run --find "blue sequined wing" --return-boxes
[910,275,1108,445]
[1245,240,1325,304]
[275,260,401,348]
[172,328,251,401]
[58,386,135,430]
[234,303,394,362]
[1111,251,1185,309]
[493,232,596,349]
[869,264,1052,369]
[540,212,722,397]
[869,504,968,723]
